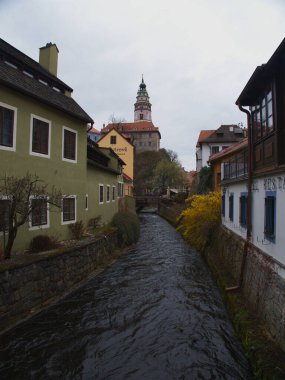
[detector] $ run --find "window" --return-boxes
[0,199,10,232]
[118,182,124,197]
[99,184,104,204]
[264,192,276,241]
[239,193,247,227]
[85,194,88,210]
[30,197,48,228]
[221,194,225,217]
[251,89,274,141]
[110,135,116,144]
[229,194,234,221]
[0,102,16,150]
[30,115,50,157]
[106,185,110,202]
[63,127,77,162]
[140,113,143,120]
[62,197,76,223]
[112,186,116,201]
[211,146,219,154]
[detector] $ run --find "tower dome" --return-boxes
[134,75,152,122]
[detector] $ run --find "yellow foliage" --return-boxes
[177,191,221,252]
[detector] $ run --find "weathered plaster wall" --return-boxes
[206,226,285,351]
[0,231,118,332]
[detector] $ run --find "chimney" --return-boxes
[39,43,59,76]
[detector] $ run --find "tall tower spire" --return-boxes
[134,75,152,122]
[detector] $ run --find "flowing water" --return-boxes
[0,214,252,379]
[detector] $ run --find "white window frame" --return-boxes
[61,195,77,225]
[0,101,17,152]
[106,185,110,203]
[99,184,104,204]
[29,196,50,231]
[30,114,51,158]
[62,126,77,163]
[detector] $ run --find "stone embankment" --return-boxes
[0,231,118,333]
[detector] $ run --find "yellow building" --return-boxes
[98,128,134,196]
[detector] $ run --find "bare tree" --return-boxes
[108,113,126,123]
[0,173,62,259]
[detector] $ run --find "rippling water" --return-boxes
[0,214,252,379]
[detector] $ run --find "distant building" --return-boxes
[196,125,245,172]
[88,126,100,142]
[100,77,161,152]
[98,128,134,196]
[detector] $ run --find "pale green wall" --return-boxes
[87,164,119,225]
[0,86,88,252]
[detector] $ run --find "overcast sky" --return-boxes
[1,0,285,170]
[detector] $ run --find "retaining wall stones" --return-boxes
[0,231,118,332]
[206,226,285,352]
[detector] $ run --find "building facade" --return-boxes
[196,125,245,172]
[0,39,123,254]
[98,128,134,196]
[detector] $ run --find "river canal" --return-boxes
[0,214,252,379]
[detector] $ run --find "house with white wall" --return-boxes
[196,125,245,172]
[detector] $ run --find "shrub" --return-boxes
[111,211,140,246]
[177,191,221,252]
[87,216,102,229]
[68,220,84,240]
[29,235,60,253]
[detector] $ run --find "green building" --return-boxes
[0,39,123,254]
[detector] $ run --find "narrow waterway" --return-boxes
[0,214,252,379]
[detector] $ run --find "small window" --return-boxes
[30,115,50,157]
[106,185,110,202]
[264,192,276,241]
[99,184,104,204]
[0,199,10,232]
[239,194,247,227]
[140,113,143,120]
[221,194,225,217]
[62,197,76,223]
[85,194,88,210]
[229,194,234,221]
[211,146,219,154]
[63,127,77,162]
[110,135,116,144]
[31,197,48,228]
[0,102,16,150]
[112,186,116,201]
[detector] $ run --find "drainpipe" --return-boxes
[87,122,94,133]
[226,104,252,292]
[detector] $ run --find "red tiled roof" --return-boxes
[196,130,215,147]
[123,172,133,182]
[101,121,160,133]
[89,127,100,134]
[209,138,248,162]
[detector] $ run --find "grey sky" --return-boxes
[1,0,285,170]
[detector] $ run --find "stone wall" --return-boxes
[206,226,285,351]
[0,231,118,332]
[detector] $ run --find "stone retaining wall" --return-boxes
[206,226,285,351]
[0,231,118,332]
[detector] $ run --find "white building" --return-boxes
[196,125,245,172]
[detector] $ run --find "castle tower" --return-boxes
[134,75,152,122]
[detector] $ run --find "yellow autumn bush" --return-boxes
[177,191,221,252]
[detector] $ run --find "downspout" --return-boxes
[87,122,94,133]
[226,104,252,292]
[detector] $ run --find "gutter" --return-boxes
[226,105,252,292]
